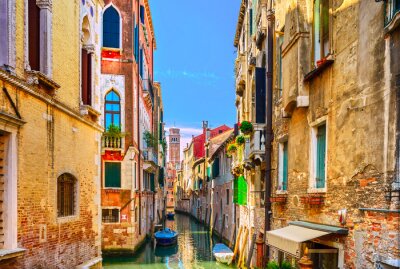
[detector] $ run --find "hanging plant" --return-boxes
[232,165,244,176]
[227,143,238,154]
[143,130,156,147]
[236,135,245,145]
[160,138,168,152]
[105,124,123,138]
[239,121,253,134]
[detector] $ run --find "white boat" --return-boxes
[212,243,234,264]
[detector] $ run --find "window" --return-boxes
[102,208,119,223]
[226,189,230,205]
[104,90,121,130]
[105,162,121,188]
[255,67,266,123]
[28,0,40,71]
[278,142,288,191]
[57,173,76,217]
[212,157,220,178]
[140,5,145,24]
[311,124,327,190]
[81,48,92,106]
[0,0,12,69]
[103,5,120,48]
[249,9,253,36]
[313,0,330,66]
[316,125,327,188]
[386,0,400,25]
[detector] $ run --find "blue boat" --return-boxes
[154,228,178,246]
[166,212,175,220]
[212,243,234,264]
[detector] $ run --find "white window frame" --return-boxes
[308,117,328,193]
[277,141,288,194]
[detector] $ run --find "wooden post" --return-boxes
[229,225,236,248]
[220,214,225,243]
[298,248,313,269]
[238,227,249,268]
[246,233,257,268]
[231,226,243,264]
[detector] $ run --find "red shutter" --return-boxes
[28,0,40,71]
[81,49,92,106]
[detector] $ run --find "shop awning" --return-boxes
[266,225,330,257]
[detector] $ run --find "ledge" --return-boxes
[0,248,26,261]
[304,58,334,82]
[26,70,60,91]
[359,208,400,214]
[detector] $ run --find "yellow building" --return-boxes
[0,0,103,267]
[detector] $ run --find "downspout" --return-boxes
[137,0,142,235]
[263,0,274,265]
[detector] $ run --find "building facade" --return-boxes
[0,0,104,267]
[99,0,164,255]
[166,127,180,209]
[233,0,400,268]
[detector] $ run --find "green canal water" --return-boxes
[103,213,235,269]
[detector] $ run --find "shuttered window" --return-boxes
[150,173,155,192]
[134,23,139,62]
[139,48,143,78]
[103,5,120,48]
[313,0,330,65]
[105,162,121,188]
[140,5,145,24]
[255,67,266,123]
[282,142,288,191]
[212,157,220,179]
[237,176,248,205]
[316,125,326,188]
[249,9,253,36]
[81,49,92,106]
[57,174,76,217]
[28,0,40,71]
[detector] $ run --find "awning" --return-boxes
[266,225,330,257]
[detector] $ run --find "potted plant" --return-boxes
[227,143,238,154]
[239,121,253,135]
[105,124,122,138]
[236,135,245,145]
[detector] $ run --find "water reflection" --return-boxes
[103,214,234,269]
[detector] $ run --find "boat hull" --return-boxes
[166,213,175,220]
[212,243,234,264]
[155,236,177,246]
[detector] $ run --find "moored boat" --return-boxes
[166,212,175,219]
[212,243,234,264]
[154,228,178,246]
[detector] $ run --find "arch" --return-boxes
[81,15,91,45]
[102,4,121,48]
[104,89,121,130]
[57,173,77,217]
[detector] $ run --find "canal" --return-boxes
[103,213,234,269]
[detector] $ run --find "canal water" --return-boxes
[103,213,235,269]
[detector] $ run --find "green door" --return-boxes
[316,125,326,188]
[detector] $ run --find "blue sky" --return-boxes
[150,0,241,147]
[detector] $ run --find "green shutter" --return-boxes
[207,167,211,181]
[316,125,326,188]
[282,142,288,191]
[313,0,321,64]
[249,9,253,36]
[105,162,121,188]
[233,178,238,204]
[238,176,248,205]
[212,158,220,178]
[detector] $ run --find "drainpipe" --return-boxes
[137,0,142,235]
[263,0,274,266]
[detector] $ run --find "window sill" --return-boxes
[57,215,79,223]
[26,70,60,92]
[104,188,122,193]
[304,56,334,82]
[307,187,327,194]
[0,248,26,261]
[275,190,288,195]
[80,105,101,121]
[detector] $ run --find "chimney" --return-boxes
[206,128,211,141]
[202,120,208,134]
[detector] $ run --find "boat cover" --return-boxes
[154,228,178,239]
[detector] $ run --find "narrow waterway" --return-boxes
[103,213,235,269]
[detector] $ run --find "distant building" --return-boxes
[166,128,180,208]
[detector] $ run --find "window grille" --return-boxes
[102,208,119,223]
[57,174,76,217]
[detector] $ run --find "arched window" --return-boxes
[57,173,76,217]
[103,5,120,48]
[105,90,121,130]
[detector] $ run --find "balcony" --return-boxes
[102,134,123,150]
[142,79,154,106]
[248,123,266,162]
[143,147,158,173]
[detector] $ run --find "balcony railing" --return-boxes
[143,148,158,164]
[249,123,266,159]
[102,134,122,149]
[142,79,154,104]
